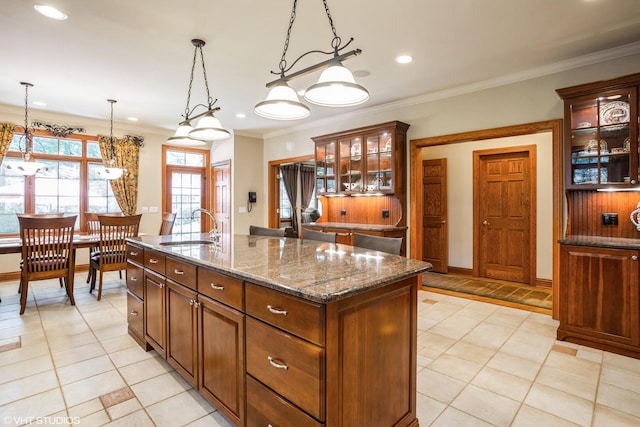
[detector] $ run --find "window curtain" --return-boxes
[280,164,298,232]
[98,135,140,216]
[300,165,315,214]
[0,123,16,165]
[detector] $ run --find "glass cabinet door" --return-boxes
[315,141,336,194]
[338,136,363,192]
[365,131,393,192]
[567,89,636,188]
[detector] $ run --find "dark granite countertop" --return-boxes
[128,233,431,303]
[559,235,640,250]
[301,222,407,231]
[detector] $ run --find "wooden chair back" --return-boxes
[17,215,78,314]
[249,225,286,237]
[302,229,337,243]
[97,214,142,270]
[353,233,403,255]
[159,212,177,235]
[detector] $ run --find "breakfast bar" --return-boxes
[126,233,431,427]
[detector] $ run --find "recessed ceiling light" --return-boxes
[127,117,138,122]
[396,55,413,64]
[32,101,47,106]
[34,5,68,20]
[235,113,246,119]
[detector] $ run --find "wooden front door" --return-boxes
[474,147,536,284]
[212,160,231,247]
[422,159,448,273]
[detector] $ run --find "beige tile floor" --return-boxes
[0,273,639,426]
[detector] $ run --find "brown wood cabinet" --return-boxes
[557,73,640,190]
[558,245,640,358]
[127,240,421,426]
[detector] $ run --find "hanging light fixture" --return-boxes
[167,39,231,145]
[6,82,47,176]
[254,0,369,120]
[96,99,126,180]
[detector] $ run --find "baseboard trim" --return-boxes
[0,264,90,283]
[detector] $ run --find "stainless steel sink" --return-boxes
[159,240,216,246]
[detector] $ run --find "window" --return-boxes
[163,147,210,237]
[279,171,292,220]
[0,130,120,234]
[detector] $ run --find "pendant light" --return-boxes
[254,0,368,120]
[167,39,230,145]
[6,82,47,176]
[96,99,126,180]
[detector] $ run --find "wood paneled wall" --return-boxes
[316,195,403,226]
[567,190,640,238]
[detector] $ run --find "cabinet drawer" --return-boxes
[127,292,144,340]
[246,375,323,427]
[198,268,243,310]
[246,282,324,346]
[126,243,143,265]
[166,257,197,290]
[144,250,165,275]
[246,317,324,420]
[126,262,144,299]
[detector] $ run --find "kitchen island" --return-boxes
[126,233,431,427]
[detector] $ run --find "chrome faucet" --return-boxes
[191,208,221,246]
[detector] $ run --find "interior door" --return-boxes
[474,148,535,284]
[422,159,448,273]
[212,160,231,248]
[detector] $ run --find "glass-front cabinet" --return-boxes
[313,121,409,196]
[315,141,336,194]
[557,76,639,190]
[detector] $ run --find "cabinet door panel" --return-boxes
[144,270,166,357]
[199,295,245,425]
[166,280,198,386]
[561,246,639,346]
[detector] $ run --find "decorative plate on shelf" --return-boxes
[600,101,630,125]
[584,139,607,154]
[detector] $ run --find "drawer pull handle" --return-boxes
[633,255,638,261]
[130,251,139,256]
[210,283,224,291]
[174,269,184,275]
[130,277,138,281]
[149,259,158,264]
[267,356,288,370]
[267,305,287,316]
[130,310,138,316]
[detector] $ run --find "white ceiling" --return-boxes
[1,0,640,138]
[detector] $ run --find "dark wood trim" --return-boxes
[410,119,563,319]
[556,72,640,98]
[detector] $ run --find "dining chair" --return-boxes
[18,215,78,315]
[85,212,124,284]
[89,214,142,300]
[249,225,286,237]
[352,233,403,255]
[159,212,177,235]
[302,228,337,243]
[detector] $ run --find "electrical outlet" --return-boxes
[382,209,390,218]
[340,209,347,216]
[602,213,618,226]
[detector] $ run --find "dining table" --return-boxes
[0,234,100,255]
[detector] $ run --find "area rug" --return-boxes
[422,272,552,311]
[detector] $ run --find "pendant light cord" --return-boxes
[182,39,216,120]
[20,82,34,158]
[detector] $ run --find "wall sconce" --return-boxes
[167,39,231,146]
[6,82,47,176]
[254,0,369,121]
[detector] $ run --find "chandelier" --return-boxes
[254,0,369,120]
[6,82,47,176]
[167,39,231,146]
[96,99,126,180]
